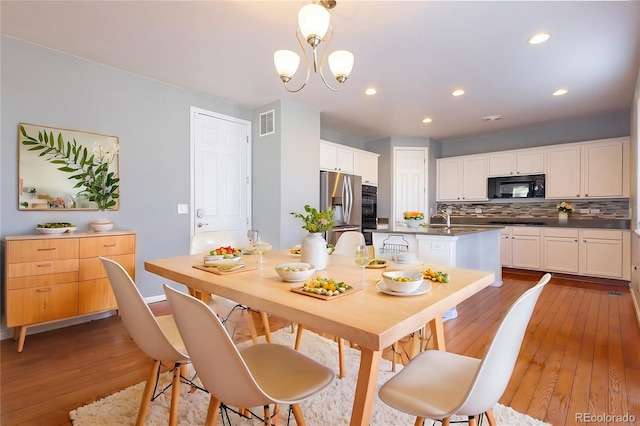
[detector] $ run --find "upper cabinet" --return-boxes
[320,140,379,185]
[320,140,354,174]
[546,138,629,199]
[436,155,488,201]
[488,149,544,177]
[353,150,379,185]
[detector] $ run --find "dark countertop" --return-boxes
[371,225,503,236]
[441,216,631,230]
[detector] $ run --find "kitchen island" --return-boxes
[372,225,504,287]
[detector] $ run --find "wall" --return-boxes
[252,99,320,250]
[441,110,630,158]
[1,36,252,304]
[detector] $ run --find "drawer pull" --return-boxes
[37,262,54,267]
[36,288,53,292]
[103,244,117,247]
[37,248,57,251]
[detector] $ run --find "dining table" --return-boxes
[144,249,495,426]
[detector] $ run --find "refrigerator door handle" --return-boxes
[344,176,352,224]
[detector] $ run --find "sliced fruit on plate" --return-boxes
[367,258,387,268]
[422,268,450,283]
[209,246,242,258]
[290,245,301,255]
[301,276,352,297]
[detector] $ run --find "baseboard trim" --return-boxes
[503,268,630,287]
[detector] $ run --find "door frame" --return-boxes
[392,146,429,226]
[189,106,252,238]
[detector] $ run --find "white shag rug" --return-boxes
[70,329,550,426]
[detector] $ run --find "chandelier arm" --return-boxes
[282,28,314,93]
[317,26,343,91]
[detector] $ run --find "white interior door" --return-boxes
[191,107,251,246]
[393,148,427,226]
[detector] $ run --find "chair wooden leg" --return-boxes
[468,415,478,426]
[414,417,425,426]
[391,341,399,372]
[486,408,497,426]
[294,324,304,350]
[337,337,346,378]
[291,404,306,426]
[244,310,259,344]
[260,311,272,343]
[136,359,160,426]
[168,363,183,426]
[263,404,271,425]
[441,417,451,426]
[204,396,221,426]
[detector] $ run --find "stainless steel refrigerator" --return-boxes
[320,171,362,245]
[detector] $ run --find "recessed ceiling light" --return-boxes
[451,89,465,97]
[365,88,377,95]
[553,89,568,96]
[422,117,433,124]
[481,115,502,122]
[528,33,551,45]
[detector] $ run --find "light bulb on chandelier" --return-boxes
[274,0,354,93]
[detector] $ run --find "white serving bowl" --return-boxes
[204,254,242,266]
[405,219,423,228]
[275,263,315,282]
[90,221,114,232]
[392,252,417,263]
[381,270,424,293]
[36,226,69,234]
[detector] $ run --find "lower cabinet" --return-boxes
[4,231,136,351]
[542,228,580,274]
[511,227,542,270]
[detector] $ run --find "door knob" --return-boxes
[197,222,209,228]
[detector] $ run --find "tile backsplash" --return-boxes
[436,199,629,219]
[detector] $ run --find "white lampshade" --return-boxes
[274,50,300,78]
[298,3,330,42]
[328,50,354,78]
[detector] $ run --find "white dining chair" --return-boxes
[332,231,366,255]
[379,273,552,426]
[190,231,271,343]
[163,284,335,426]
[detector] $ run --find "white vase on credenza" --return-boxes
[301,232,329,271]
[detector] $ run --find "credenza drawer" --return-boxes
[6,282,79,327]
[79,254,135,281]
[79,235,135,258]
[6,258,79,279]
[7,271,79,290]
[6,239,79,263]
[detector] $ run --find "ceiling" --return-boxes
[2,1,639,142]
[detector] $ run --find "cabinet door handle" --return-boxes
[36,287,52,292]
[37,262,53,267]
[37,247,56,251]
[103,244,117,247]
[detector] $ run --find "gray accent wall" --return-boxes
[1,36,252,303]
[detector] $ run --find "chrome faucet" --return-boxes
[431,212,451,228]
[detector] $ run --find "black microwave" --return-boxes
[488,174,545,198]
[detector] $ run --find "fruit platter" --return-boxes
[291,275,362,300]
[366,258,387,269]
[204,246,242,265]
[422,268,450,283]
[36,222,77,234]
[404,211,424,228]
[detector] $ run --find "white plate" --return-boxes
[376,280,432,296]
[203,256,242,266]
[36,227,69,234]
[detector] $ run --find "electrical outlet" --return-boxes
[431,242,444,250]
[579,208,589,214]
[475,208,482,214]
[590,208,601,214]
[446,208,453,214]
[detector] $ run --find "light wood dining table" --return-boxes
[145,250,495,426]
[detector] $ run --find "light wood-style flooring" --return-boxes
[1,270,639,426]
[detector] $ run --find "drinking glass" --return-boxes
[355,245,370,286]
[247,230,267,264]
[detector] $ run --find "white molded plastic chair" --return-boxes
[100,257,190,426]
[379,273,552,426]
[332,231,366,255]
[164,284,335,426]
[190,231,271,343]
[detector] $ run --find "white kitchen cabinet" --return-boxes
[546,138,629,199]
[353,150,379,185]
[488,149,545,177]
[320,140,354,173]
[510,227,541,270]
[436,155,488,201]
[500,227,512,267]
[579,229,630,280]
[542,227,580,273]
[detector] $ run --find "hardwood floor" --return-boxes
[1,271,639,426]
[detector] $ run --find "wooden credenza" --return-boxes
[4,231,136,352]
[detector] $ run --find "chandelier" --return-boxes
[274,0,354,92]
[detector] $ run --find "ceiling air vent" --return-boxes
[259,110,275,137]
